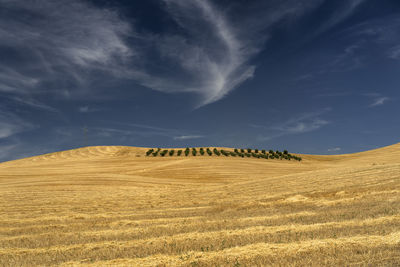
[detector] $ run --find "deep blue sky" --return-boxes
[1,0,399,162]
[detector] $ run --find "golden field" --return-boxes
[0,144,399,266]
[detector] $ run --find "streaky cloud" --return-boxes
[370,97,390,107]
[0,110,35,139]
[174,135,204,140]
[388,45,400,59]
[0,0,373,109]
[314,0,366,35]
[140,0,326,107]
[0,0,132,97]
[254,108,331,141]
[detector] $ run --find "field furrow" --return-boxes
[1,145,400,266]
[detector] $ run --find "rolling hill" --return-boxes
[0,144,399,266]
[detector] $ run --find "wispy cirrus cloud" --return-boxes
[78,106,102,113]
[78,106,91,113]
[342,15,400,60]
[369,96,390,107]
[388,45,400,59]
[5,96,58,112]
[174,135,204,141]
[133,0,327,107]
[93,127,134,138]
[0,0,132,97]
[327,147,341,152]
[95,121,204,141]
[0,0,373,109]
[314,0,366,35]
[0,110,35,139]
[0,0,331,108]
[151,0,258,106]
[253,108,331,141]
[0,66,40,93]
[331,44,365,71]
[363,93,391,107]
[0,140,57,163]
[296,42,366,81]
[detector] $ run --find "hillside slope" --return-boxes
[0,144,399,266]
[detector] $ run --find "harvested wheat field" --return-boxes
[0,144,399,266]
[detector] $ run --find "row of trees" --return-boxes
[145,147,302,161]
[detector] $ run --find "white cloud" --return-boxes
[314,0,366,35]
[174,135,204,140]
[278,119,329,134]
[0,110,35,139]
[1,0,328,107]
[330,44,364,72]
[327,147,341,152]
[7,96,58,112]
[130,0,260,106]
[0,141,56,163]
[388,45,400,59]
[0,0,132,96]
[369,97,390,107]
[0,123,18,139]
[79,106,90,113]
[93,127,133,138]
[147,0,329,107]
[0,0,370,108]
[93,122,202,140]
[255,108,331,141]
[344,15,400,61]
[78,106,101,113]
[0,66,39,93]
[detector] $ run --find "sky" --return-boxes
[0,0,400,162]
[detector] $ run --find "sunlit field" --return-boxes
[0,144,399,266]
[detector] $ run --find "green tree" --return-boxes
[206,148,212,156]
[169,150,174,156]
[252,152,260,158]
[177,150,182,156]
[247,148,252,153]
[185,148,190,156]
[200,148,205,155]
[146,149,154,156]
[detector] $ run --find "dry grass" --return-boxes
[0,145,399,266]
